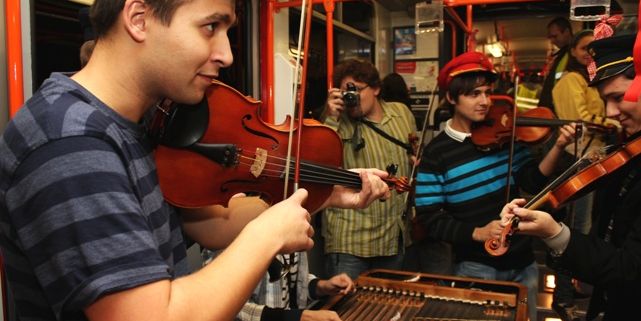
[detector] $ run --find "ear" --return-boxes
[123,0,148,42]
[372,86,381,97]
[445,92,456,105]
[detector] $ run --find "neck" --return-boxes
[71,40,158,123]
[450,114,472,133]
[364,100,384,122]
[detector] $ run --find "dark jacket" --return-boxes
[539,46,569,112]
[551,133,641,321]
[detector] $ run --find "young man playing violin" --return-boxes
[501,32,641,321]
[0,1,392,320]
[413,51,577,321]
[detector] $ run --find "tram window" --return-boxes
[335,32,374,62]
[33,0,85,90]
[341,1,374,35]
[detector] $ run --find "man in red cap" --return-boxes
[501,31,641,321]
[413,51,576,321]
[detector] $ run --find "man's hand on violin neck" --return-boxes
[555,123,578,148]
[323,168,391,210]
[511,207,562,239]
[251,188,314,254]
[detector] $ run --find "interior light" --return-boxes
[485,42,504,58]
[544,318,562,321]
[68,0,93,5]
[545,274,556,290]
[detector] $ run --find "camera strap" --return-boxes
[361,119,413,155]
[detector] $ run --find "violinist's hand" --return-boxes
[316,273,355,297]
[555,123,578,148]
[301,310,343,321]
[321,168,391,211]
[325,88,345,118]
[249,188,314,254]
[472,220,504,242]
[510,207,562,239]
[499,198,527,226]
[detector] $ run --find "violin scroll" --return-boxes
[384,176,411,193]
[484,218,519,257]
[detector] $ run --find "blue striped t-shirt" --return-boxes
[0,73,188,320]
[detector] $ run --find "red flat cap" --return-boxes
[437,51,497,89]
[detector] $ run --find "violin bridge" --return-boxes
[250,148,268,178]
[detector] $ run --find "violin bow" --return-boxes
[505,74,520,204]
[402,83,438,219]
[407,84,439,187]
[283,0,314,196]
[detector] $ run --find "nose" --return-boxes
[480,93,491,105]
[211,33,234,68]
[605,101,619,118]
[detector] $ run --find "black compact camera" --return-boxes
[342,82,360,109]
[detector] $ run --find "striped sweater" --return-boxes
[415,123,547,269]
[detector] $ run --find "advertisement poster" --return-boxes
[394,27,416,56]
[394,60,438,93]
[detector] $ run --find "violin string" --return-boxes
[252,154,362,187]
[236,153,362,187]
[235,158,361,187]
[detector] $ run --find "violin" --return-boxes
[485,134,641,256]
[471,104,617,152]
[152,80,410,213]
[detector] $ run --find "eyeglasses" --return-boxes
[342,84,369,92]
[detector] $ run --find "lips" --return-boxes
[198,74,217,83]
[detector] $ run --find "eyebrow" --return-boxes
[206,13,238,26]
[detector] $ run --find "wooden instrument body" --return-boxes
[320,269,528,321]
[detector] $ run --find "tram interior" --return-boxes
[2,0,640,320]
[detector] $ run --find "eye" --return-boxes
[206,21,220,32]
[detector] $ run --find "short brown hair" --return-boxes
[90,0,190,39]
[443,72,495,113]
[333,59,381,89]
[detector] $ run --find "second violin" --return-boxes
[485,134,641,256]
[471,102,616,152]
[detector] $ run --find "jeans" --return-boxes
[325,252,405,280]
[455,261,539,321]
[403,239,453,275]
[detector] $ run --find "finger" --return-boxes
[230,192,247,199]
[512,207,534,220]
[289,188,309,205]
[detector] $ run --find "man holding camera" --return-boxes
[322,59,418,279]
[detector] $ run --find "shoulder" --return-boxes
[555,72,585,90]
[382,101,416,129]
[0,78,146,193]
[423,133,456,163]
[385,101,413,118]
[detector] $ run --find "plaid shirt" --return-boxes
[203,251,316,321]
[322,101,417,257]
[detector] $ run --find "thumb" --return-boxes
[288,188,309,205]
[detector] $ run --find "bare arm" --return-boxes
[85,189,314,321]
[538,124,576,176]
[181,196,269,249]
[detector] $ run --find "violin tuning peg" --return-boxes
[386,164,399,176]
